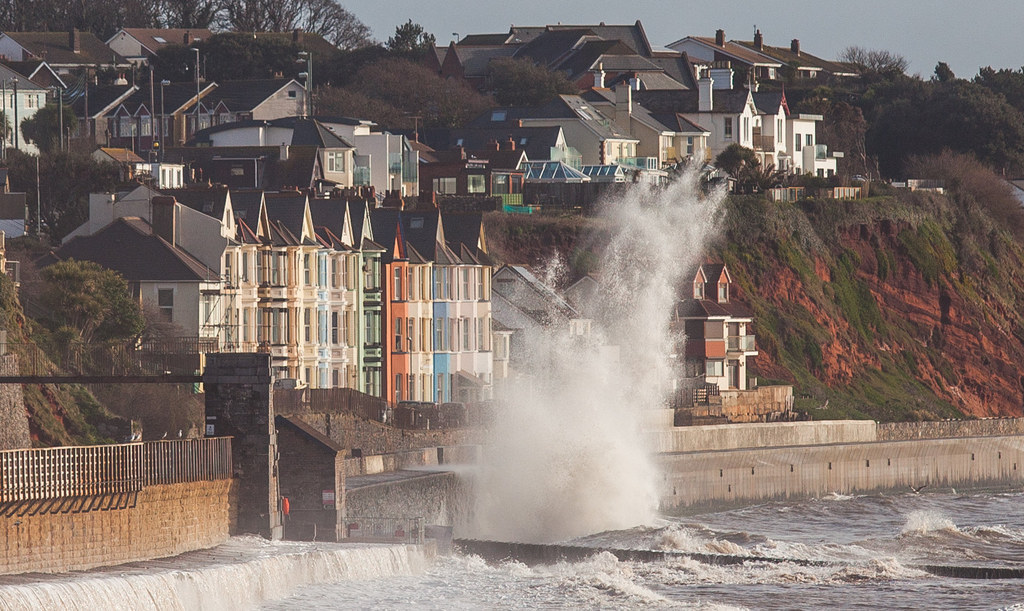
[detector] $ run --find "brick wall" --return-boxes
[0,480,234,574]
[277,416,345,541]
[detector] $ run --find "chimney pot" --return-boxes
[715,29,726,47]
[69,28,81,53]
[791,39,800,55]
[754,30,763,50]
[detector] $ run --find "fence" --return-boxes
[342,516,424,544]
[274,388,388,421]
[1,338,220,378]
[0,438,232,506]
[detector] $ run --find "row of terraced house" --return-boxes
[52,185,494,405]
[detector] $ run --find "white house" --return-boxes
[0,64,45,155]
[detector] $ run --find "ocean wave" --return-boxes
[899,510,960,536]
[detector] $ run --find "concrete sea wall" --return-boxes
[658,435,1024,513]
[647,420,878,453]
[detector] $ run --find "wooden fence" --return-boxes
[0,438,232,503]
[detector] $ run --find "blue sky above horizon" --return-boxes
[354,1,1024,79]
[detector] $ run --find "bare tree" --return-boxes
[300,0,372,49]
[839,45,908,77]
[159,0,222,28]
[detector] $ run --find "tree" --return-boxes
[5,150,120,241]
[933,62,955,83]
[301,0,373,50]
[974,66,1024,114]
[839,46,908,79]
[39,260,144,344]
[385,19,435,59]
[20,103,78,153]
[487,57,577,106]
[160,0,222,28]
[714,144,757,176]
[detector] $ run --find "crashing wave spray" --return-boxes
[472,169,724,543]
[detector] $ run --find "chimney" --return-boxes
[489,139,500,151]
[698,72,714,112]
[709,61,733,90]
[614,84,632,131]
[715,29,725,47]
[503,137,515,151]
[791,39,800,55]
[151,196,177,245]
[754,30,763,50]
[69,28,81,53]
[592,61,605,88]
[293,28,304,45]
[183,30,190,45]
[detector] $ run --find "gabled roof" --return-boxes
[68,83,136,117]
[457,33,516,46]
[675,36,781,68]
[253,31,341,59]
[445,44,518,76]
[263,192,311,241]
[646,54,698,89]
[0,63,46,90]
[752,91,788,116]
[103,82,213,118]
[734,38,853,76]
[113,28,212,54]
[190,116,354,148]
[513,28,599,67]
[675,298,753,319]
[635,89,752,115]
[441,125,562,162]
[526,22,653,56]
[495,264,577,317]
[0,59,63,88]
[162,186,231,221]
[647,112,710,135]
[96,147,145,164]
[168,145,321,191]
[228,190,264,224]
[55,217,217,282]
[200,79,303,114]
[442,212,486,257]
[2,30,126,65]
[520,95,636,141]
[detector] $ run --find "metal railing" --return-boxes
[0,438,232,504]
[144,438,232,486]
[342,516,424,543]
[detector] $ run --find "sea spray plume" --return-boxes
[472,168,725,543]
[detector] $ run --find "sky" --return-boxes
[354,0,1024,79]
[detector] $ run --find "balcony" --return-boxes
[752,135,776,153]
[498,193,523,207]
[727,335,757,353]
[617,156,659,170]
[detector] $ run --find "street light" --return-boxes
[190,48,200,137]
[160,79,170,162]
[297,51,312,118]
[48,85,64,151]
[10,77,17,151]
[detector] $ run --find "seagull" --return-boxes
[910,484,928,494]
[177,429,183,438]
[161,431,167,440]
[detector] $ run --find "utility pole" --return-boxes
[11,78,18,151]
[191,47,200,137]
[298,51,312,118]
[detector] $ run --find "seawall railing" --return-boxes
[0,438,232,510]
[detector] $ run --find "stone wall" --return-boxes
[277,416,345,542]
[0,354,29,450]
[294,411,479,456]
[658,436,1024,514]
[344,472,473,532]
[204,353,282,539]
[344,445,481,477]
[877,418,1024,441]
[0,480,234,574]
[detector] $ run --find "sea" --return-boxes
[3,489,1022,610]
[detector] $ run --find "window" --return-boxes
[140,117,151,137]
[795,134,802,151]
[461,268,470,300]
[490,110,507,122]
[476,268,484,300]
[303,308,311,343]
[394,268,403,299]
[119,115,136,137]
[694,282,704,300]
[461,317,470,352]
[157,289,173,322]
[364,258,375,289]
[476,317,485,350]
[332,311,339,344]
[407,318,414,352]
[303,254,311,286]
[288,90,297,98]
[433,177,457,194]
[777,118,783,142]
[395,317,403,350]
[706,360,725,377]
[241,252,249,282]
[435,316,444,351]
[467,174,485,194]
[331,258,339,288]
[743,116,749,141]
[718,282,729,302]
[433,269,442,299]
[243,309,250,342]
[224,253,233,284]
[724,118,733,138]
[395,374,402,401]
[408,268,416,300]
[332,369,339,387]
[326,151,345,172]
[436,374,444,402]
[686,136,694,156]
[806,134,814,146]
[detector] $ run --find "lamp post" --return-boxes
[297,51,312,118]
[160,79,170,162]
[1,79,7,161]
[11,77,18,151]
[190,47,200,137]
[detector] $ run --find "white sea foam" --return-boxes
[900,510,960,536]
[472,169,724,543]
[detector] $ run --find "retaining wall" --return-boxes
[344,445,481,477]
[0,354,29,450]
[646,420,878,453]
[0,479,234,574]
[658,436,1024,513]
[345,472,472,531]
[877,418,1024,441]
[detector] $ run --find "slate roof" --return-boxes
[96,147,145,163]
[55,217,217,282]
[3,31,125,65]
[752,91,787,115]
[513,28,598,66]
[229,190,263,224]
[104,82,215,117]
[635,89,751,115]
[675,298,753,319]
[263,192,308,239]
[190,117,354,148]
[167,145,320,191]
[685,37,781,67]
[308,199,348,237]
[647,112,710,134]
[162,186,230,221]
[646,54,698,89]
[457,33,514,46]
[0,63,45,90]
[734,39,852,75]
[446,45,518,76]
[441,126,562,162]
[67,83,136,117]
[518,95,635,141]
[539,22,652,56]
[443,212,485,257]
[200,79,300,113]
[115,28,212,53]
